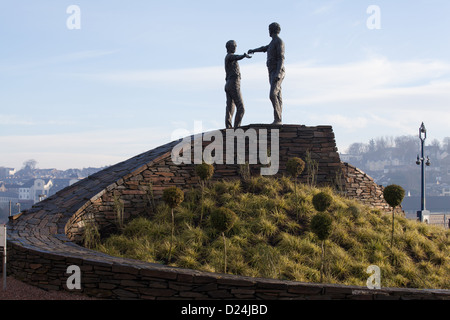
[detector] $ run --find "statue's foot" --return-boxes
[271,121,282,125]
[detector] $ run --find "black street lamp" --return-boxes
[416,122,431,222]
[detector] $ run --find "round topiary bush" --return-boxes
[162,186,184,208]
[162,187,184,262]
[210,207,237,233]
[312,192,333,212]
[196,163,215,224]
[196,163,214,181]
[383,185,405,209]
[210,207,237,273]
[310,211,333,282]
[286,157,305,178]
[383,184,405,252]
[310,212,333,241]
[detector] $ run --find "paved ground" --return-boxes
[0,276,98,300]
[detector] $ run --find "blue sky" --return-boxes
[1,0,450,170]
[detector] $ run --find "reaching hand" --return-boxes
[245,53,252,59]
[247,49,254,55]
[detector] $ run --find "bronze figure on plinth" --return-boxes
[224,40,252,129]
[248,22,285,125]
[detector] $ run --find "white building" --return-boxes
[18,179,53,203]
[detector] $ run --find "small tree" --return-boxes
[82,213,100,249]
[113,195,125,230]
[210,207,237,274]
[311,192,333,282]
[286,157,305,184]
[196,163,214,223]
[286,157,305,217]
[305,150,319,187]
[163,186,184,262]
[312,192,333,212]
[383,184,405,251]
[310,213,333,283]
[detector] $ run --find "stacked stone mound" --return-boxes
[64,124,344,242]
[7,124,446,300]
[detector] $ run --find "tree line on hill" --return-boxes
[343,135,450,196]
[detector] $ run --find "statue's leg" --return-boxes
[225,86,235,129]
[232,82,245,128]
[276,81,283,122]
[269,74,282,124]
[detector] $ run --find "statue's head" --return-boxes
[226,40,237,53]
[269,22,281,36]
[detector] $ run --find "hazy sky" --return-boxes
[1,0,450,170]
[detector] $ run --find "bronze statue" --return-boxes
[248,22,285,125]
[225,40,251,129]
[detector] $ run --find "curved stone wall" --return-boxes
[6,124,449,300]
[340,162,390,211]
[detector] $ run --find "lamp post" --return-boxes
[416,122,431,222]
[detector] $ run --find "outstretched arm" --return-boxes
[229,53,252,61]
[248,45,268,54]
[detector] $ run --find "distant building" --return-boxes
[0,191,20,217]
[18,179,53,203]
[0,191,19,204]
[340,154,362,163]
[2,183,21,194]
[0,167,16,179]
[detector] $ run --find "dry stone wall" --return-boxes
[6,124,447,300]
[340,162,391,211]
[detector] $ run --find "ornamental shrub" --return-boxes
[162,187,184,262]
[196,163,214,224]
[312,192,333,212]
[287,157,306,218]
[310,212,333,241]
[196,163,214,181]
[286,157,305,178]
[383,185,405,209]
[210,207,237,234]
[163,187,184,208]
[210,207,237,273]
[310,211,333,283]
[383,184,405,252]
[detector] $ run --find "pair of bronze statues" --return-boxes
[225,22,285,129]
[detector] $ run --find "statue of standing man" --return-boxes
[225,40,252,129]
[248,22,285,125]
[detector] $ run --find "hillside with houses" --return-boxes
[340,135,450,223]
[0,160,106,223]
